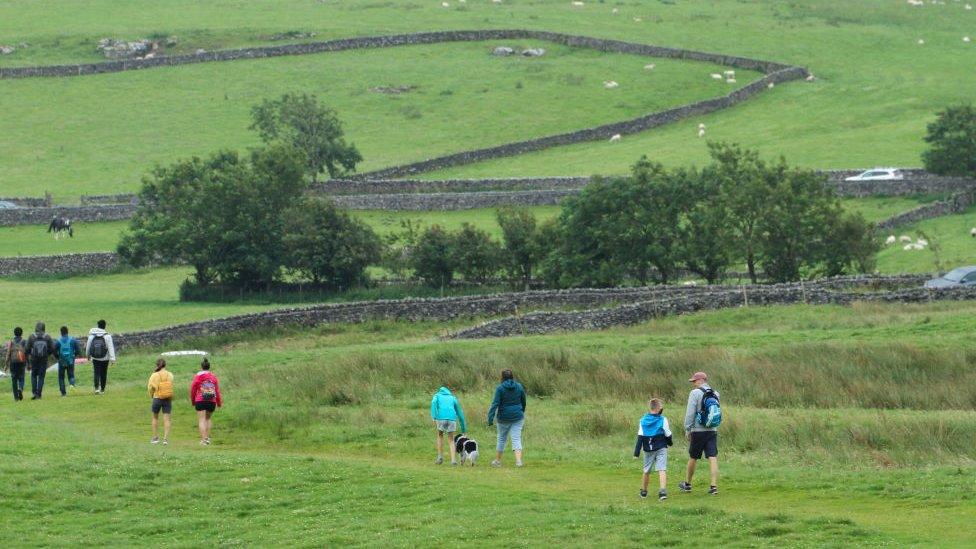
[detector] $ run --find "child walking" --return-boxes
[430,386,467,465]
[634,398,673,501]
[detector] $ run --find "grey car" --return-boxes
[924,266,976,288]
[0,200,19,209]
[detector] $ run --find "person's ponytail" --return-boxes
[154,358,166,372]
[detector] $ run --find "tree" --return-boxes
[681,166,735,284]
[922,104,976,177]
[451,223,502,283]
[496,207,541,290]
[282,198,382,288]
[250,93,362,183]
[409,225,455,287]
[819,211,880,277]
[118,146,306,289]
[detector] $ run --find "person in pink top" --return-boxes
[189,358,222,445]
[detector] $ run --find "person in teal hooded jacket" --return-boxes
[487,369,527,467]
[431,386,467,465]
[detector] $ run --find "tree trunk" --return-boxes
[747,254,757,284]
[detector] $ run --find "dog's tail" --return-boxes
[468,450,478,465]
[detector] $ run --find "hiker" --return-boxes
[147,358,174,445]
[487,368,527,468]
[54,326,81,397]
[26,322,55,400]
[5,327,27,401]
[189,358,221,445]
[431,385,467,465]
[634,398,673,501]
[679,372,721,495]
[86,319,116,394]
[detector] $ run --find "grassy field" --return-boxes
[875,204,976,274]
[1,0,973,197]
[0,302,973,545]
[0,40,756,201]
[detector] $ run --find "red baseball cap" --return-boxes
[688,372,708,382]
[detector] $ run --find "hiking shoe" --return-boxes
[30,395,39,400]
[162,439,168,446]
[678,482,692,492]
[490,460,501,467]
[151,437,160,444]
[639,490,648,499]
[200,440,208,446]
[709,486,718,496]
[435,456,444,465]
[515,461,524,468]
[204,438,211,445]
[659,490,668,501]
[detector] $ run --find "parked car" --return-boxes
[844,168,905,181]
[924,266,976,288]
[0,200,19,209]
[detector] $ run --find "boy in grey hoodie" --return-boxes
[86,319,116,394]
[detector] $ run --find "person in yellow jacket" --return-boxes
[147,358,174,445]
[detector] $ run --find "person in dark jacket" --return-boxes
[54,326,82,397]
[25,322,55,400]
[5,327,27,401]
[633,398,673,501]
[487,368,527,467]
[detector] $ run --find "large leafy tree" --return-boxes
[451,223,502,283]
[118,146,306,288]
[496,207,542,290]
[250,93,362,182]
[282,198,382,289]
[409,225,456,288]
[922,104,976,177]
[681,166,734,284]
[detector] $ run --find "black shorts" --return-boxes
[194,401,216,412]
[151,398,172,414]
[689,431,718,459]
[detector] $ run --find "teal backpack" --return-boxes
[696,388,722,428]
[58,336,76,364]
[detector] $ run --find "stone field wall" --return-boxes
[0,252,119,277]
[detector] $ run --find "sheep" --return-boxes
[698,128,706,138]
[710,73,723,79]
[912,242,926,250]
[970,227,976,237]
[633,16,642,22]
[612,8,619,13]
[644,63,656,70]
[899,235,912,243]
[723,70,735,76]
[805,74,816,82]
[682,280,698,286]
[918,39,925,44]
[967,4,973,10]
[726,78,737,83]
[767,82,775,88]
[609,134,621,142]
[916,238,929,247]
[603,80,619,89]
[903,244,914,251]
[964,36,972,43]
[885,235,897,245]
[698,123,706,129]
[441,1,449,6]
[572,1,584,6]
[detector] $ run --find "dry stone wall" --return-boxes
[0,252,119,277]
[877,190,976,230]
[111,275,925,350]
[0,205,136,227]
[331,189,578,210]
[317,177,590,195]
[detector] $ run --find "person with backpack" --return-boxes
[487,368,527,468]
[189,358,221,445]
[54,326,81,397]
[430,385,467,465]
[147,358,174,445]
[25,322,55,400]
[5,327,28,401]
[679,371,721,495]
[85,319,116,395]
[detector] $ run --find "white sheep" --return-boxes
[970,227,976,237]
[899,235,912,243]
[903,244,914,251]
[918,39,925,45]
[966,4,973,10]
[698,123,706,129]
[603,80,619,89]
[710,73,723,79]
[885,235,897,245]
[805,74,816,82]
[682,280,698,286]
[572,1,584,6]
[633,16,642,22]
[726,78,737,83]
[612,8,619,13]
[723,70,735,76]
[916,238,929,247]
[698,128,706,138]
[912,242,926,250]
[767,82,775,88]
[441,1,449,6]
[609,134,621,142]
[964,36,972,43]
[644,63,656,70]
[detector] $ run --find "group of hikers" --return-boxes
[3,320,115,400]
[3,319,222,445]
[432,369,722,500]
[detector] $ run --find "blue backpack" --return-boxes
[58,336,76,364]
[696,388,722,428]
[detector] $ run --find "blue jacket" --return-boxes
[634,413,673,456]
[431,387,467,433]
[487,379,526,425]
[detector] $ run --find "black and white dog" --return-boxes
[453,434,479,466]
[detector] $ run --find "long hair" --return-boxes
[155,358,166,372]
[201,358,211,371]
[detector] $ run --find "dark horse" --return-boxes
[47,216,73,239]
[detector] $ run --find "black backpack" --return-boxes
[30,337,49,361]
[89,335,108,360]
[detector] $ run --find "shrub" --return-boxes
[451,223,502,283]
[922,104,976,177]
[409,225,455,287]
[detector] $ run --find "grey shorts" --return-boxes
[151,398,172,414]
[643,447,668,473]
[436,420,457,433]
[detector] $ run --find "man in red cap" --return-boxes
[678,371,720,495]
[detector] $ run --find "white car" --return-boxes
[844,168,905,181]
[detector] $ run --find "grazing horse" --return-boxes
[48,216,73,239]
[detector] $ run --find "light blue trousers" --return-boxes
[496,418,525,452]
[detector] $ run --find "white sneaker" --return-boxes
[491,460,501,467]
[151,437,159,444]
[162,439,168,446]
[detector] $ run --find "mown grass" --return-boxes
[0,303,974,545]
[0,40,756,201]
